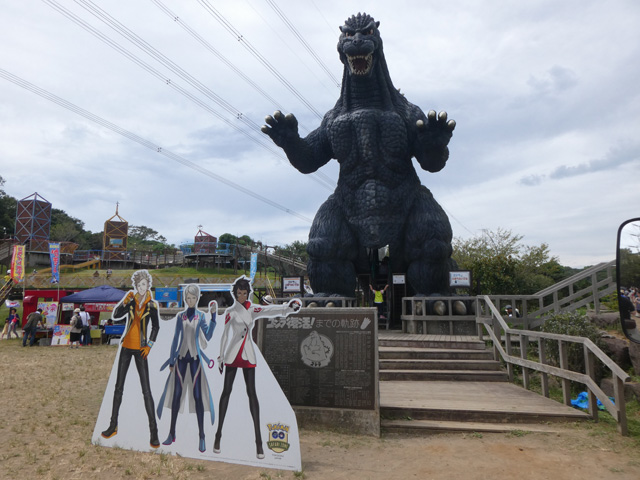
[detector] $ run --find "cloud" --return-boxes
[527,65,579,96]
[518,142,640,185]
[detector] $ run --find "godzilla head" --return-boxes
[338,13,381,76]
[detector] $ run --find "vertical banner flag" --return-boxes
[49,242,60,284]
[250,252,258,281]
[10,245,25,283]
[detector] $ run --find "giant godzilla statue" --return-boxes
[262,13,456,297]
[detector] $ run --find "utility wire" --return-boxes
[265,0,340,87]
[150,0,337,187]
[0,68,314,223]
[196,0,325,120]
[73,0,259,132]
[42,0,335,191]
[150,0,288,121]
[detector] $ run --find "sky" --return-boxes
[1,0,639,268]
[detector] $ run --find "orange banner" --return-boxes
[10,245,25,283]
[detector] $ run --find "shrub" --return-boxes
[540,312,604,386]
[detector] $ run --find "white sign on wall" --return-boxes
[449,270,472,288]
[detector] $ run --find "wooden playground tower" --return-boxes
[102,203,128,263]
[15,192,51,253]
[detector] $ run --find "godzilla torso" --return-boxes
[326,104,420,247]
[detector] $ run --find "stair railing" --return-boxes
[476,295,630,435]
[0,278,13,304]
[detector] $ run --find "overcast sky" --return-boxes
[1,0,639,267]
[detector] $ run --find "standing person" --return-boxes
[79,305,91,346]
[369,284,389,318]
[157,284,217,452]
[100,270,161,448]
[69,308,82,349]
[1,318,7,339]
[213,276,301,459]
[620,289,637,332]
[7,308,21,339]
[22,308,45,347]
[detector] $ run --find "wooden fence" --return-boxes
[477,295,630,435]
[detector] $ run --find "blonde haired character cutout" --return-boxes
[101,270,160,448]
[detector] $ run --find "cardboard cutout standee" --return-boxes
[96,270,161,448]
[92,272,302,472]
[156,284,217,453]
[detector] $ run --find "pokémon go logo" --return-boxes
[266,423,291,454]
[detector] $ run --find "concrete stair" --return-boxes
[378,333,589,434]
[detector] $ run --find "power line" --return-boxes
[42,0,335,191]
[196,0,325,120]
[265,0,340,87]
[149,0,288,119]
[0,68,314,224]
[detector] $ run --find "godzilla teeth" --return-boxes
[347,54,372,75]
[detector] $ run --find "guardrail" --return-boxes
[401,260,617,333]
[476,295,630,435]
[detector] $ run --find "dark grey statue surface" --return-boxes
[262,13,456,296]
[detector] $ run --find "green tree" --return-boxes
[49,208,103,250]
[218,233,254,247]
[0,176,17,238]
[452,228,563,295]
[274,240,308,263]
[128,225,174,253]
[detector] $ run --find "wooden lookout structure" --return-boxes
[103,204,128,262]
[15,192,51,253]
[194,227,217,254]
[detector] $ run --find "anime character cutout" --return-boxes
[101,269,161,448]
[213,276,301,459]
[157,284,217,453]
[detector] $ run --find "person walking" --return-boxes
[22,309,45,347]
[69,308,82,349]
[79,306,91,346]
[7,308,21,339]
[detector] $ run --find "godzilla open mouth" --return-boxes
[347,54,373,75]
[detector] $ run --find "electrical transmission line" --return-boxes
[42,0,335,191]
[0,68,313,223]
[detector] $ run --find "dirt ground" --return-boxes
[2,338,640,480]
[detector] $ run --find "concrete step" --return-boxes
[379,346,493,360]
[380,369,509,382]
[379,359,503,371]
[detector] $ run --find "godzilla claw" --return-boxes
[261,110,300,146]
[417,110,456,132]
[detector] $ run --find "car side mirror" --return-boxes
[616,217,640,343]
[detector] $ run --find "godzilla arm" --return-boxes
[261,111,333,174]
[410,107,456,173]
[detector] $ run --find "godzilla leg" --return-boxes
[307,195,359,296]
[404,187,454,295]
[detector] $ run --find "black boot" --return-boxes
[101,423,118,439]
[213,432,221,453]
[150,429,160,449]
[256,441,264,459]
